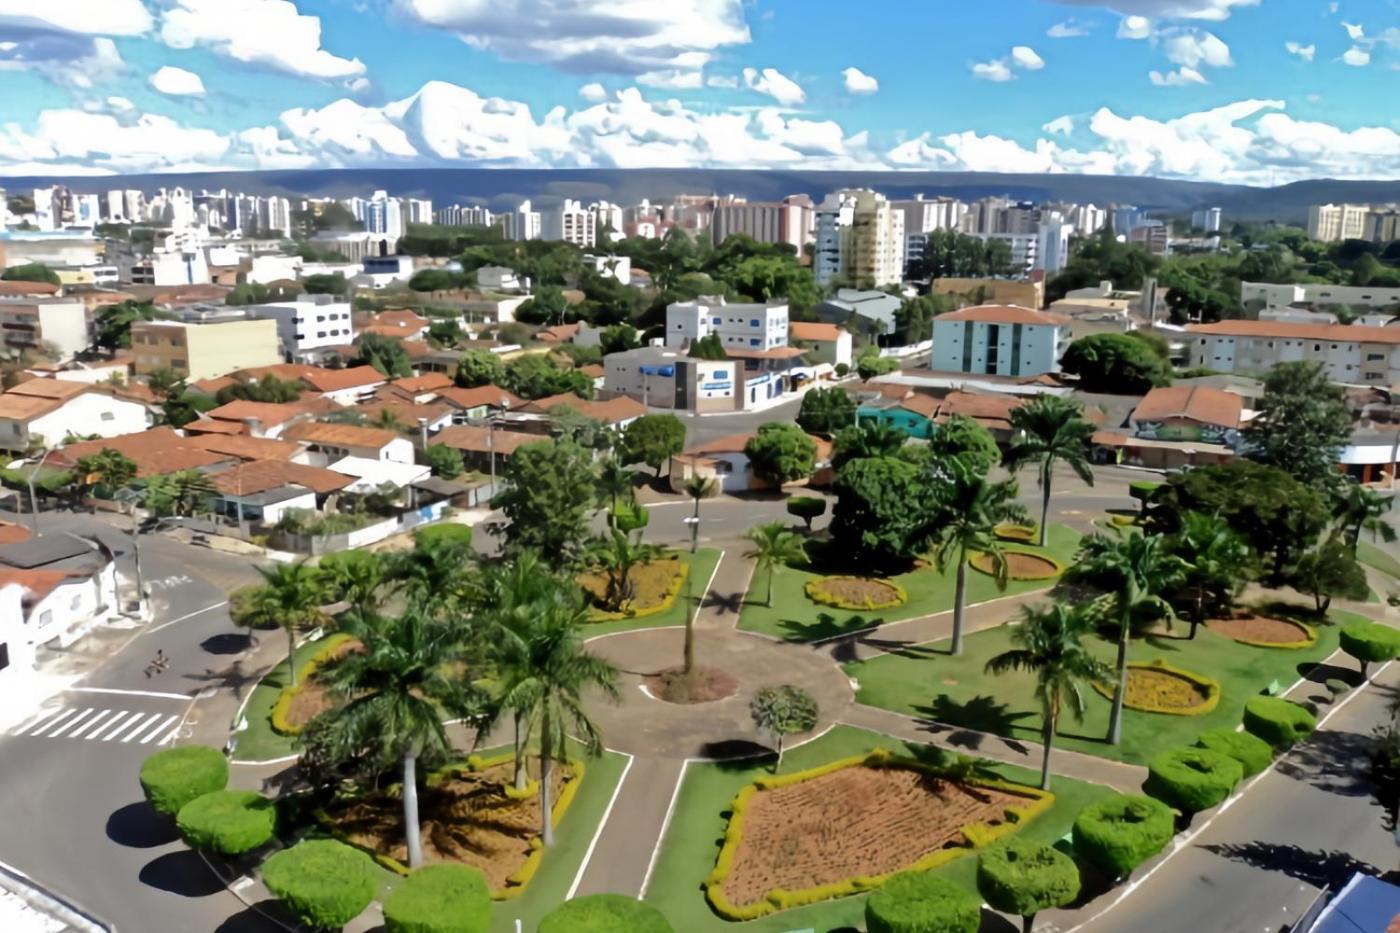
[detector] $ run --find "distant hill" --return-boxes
[6,168,1400,223]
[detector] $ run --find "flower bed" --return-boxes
[993,523,1038,543]
[1207,614,1317,650]
[804,576,908,611]
[270,634,360,736]
[580,556,688,622]
[705,749,1052,920]
[968,551,1062,582]
[1092,659,1220,716]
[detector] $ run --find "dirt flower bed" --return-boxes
[805,576,907,611]
[645,666,739,704]
[271,637,363,735]
[969,551,1061,581]
[579,555,687,621]
[1208,614,1317,649]
[323,758,572,892]
[1093,660,1220,715]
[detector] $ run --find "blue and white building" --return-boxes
[931,305,1071,377]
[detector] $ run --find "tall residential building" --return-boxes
[541,199,596,247]
[1110,205,1147,236]
[436,204,494,227]
[502,201,541,241]
[813,194,854,287]
[130,318,281,380]
[1069,203,1107,236]
[1364,209,1400,244]
[365,190,404,238]
[105,189,145,224]
[1187,319,1400,387]
[931,305,1071,377]
[404,198,433,227]
[1191,207,1223,233]
[814,190,904,288]
[588,201,625,238]
[1307,204,1369,242]
[710,195,813,253]
[1035,212,1075,274]
[978,232,1038,277]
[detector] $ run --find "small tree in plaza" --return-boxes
[175,790,276,856]
[261,839,378,931]
[1291,537,1370,614]
[1072,793,1175,879]
[744,422,817,488]
[749,685,818,771]
[1164,511,1251,637]
[383,864,492,933]
[620,414,686,476]
[538,893,673,933]
[139,745,229,816]
[1003,395,1095,548]
[236,561,330,688]
[785,495,826,531]
[1340,620,1400,681]
[977,840,1081,933]
[743,521,807,607]
[1143,746,1243,814]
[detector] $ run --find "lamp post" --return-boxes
[25,447,57,534]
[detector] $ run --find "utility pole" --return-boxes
[25,448,56,534]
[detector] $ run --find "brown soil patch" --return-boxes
[644,665,738,704]
[283,640,362,731]
[970,551,1060,580]
[722,766,1031,908]
[578,556,684,616]
[326,759,570,890]
[807,577,905,608]
[1208,614,1312,645]
[1121,667,1211,711]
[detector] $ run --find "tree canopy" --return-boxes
[1244,362,1352,488]
[744,423,817,487]
[1061,333,1172,394]
[620,414,686,475]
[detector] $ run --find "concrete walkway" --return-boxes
[569,756,686,899]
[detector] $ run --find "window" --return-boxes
[38,610,52,627]
[1368,353,1384,362]
[750,319,760,327]
[70,594,81,610]
[750,338,760,346]
[1314,344,1321,352]
[100,412,114,422]
[711,317,722,325]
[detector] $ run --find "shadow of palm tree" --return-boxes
[1201,841,1386,890]
[912,696,1035,753]
[778,612,878,642]
[183,658,259,703]
[1276,730,1377,797]
[704,589,745,616]
[1301,662,1364,688]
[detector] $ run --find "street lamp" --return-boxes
[25,447,57,534]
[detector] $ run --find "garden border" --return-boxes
[269,633,357,736]
[1090,658,1221,717]
[804,576,908,611]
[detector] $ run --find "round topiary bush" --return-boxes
[139,746,229,816]
[1339,621,1400,679]
[175,790,276,855]
[1242,696,1318,749]
[1195,728,1274,778]
[865,870,981,933]
[1143,747,1243,814]
[384,864,492,933]
[261,839,377,931]
[1072,794,1175,879]
[977,840,1081,930]
[538,894,673,933]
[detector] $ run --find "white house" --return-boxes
[0,380,149,452]
[282,422,416,465]
[249,296,355,358]
[583,254,631,283]
[0,581,33,684]
[665,297,790,353]
[297,367,386,405]
[358,255,416,289]
[932,305,1070,377]
[247,254,302,285]
[1241,281,1400,312]
[0,534,121,653]
[1187,320,1400,387]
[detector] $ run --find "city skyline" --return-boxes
[0,0,1397,183]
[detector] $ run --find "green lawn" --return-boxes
[1358,540,1400,580]
[582,547,722,639]
[642,725,1115,932]
[846,606,1359,766]
[230,631,333,763]
[737,525,1082,642]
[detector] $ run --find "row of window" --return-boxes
[1200,337,1393,356]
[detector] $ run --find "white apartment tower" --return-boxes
[404,198,434,226]
[542,199,596,247]
[589,201,625,239]
[365,191,404,238]
[1307,204,1369,243]
[503,201,542,241]
[710,195,814,253]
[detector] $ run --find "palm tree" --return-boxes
[142,470,215,519]
[832,421,909,469]
[1071,532,1186,746]
[390,533,474,610]
[595,457,634,524]
[744,522,807,608]
[1004,395,1096,547]
[76,449,137,499]
[311,609,483,869]
[932,462,1028,655]
[1166,512,1248,638]
[1332,479,1396,553]
[244,561,330,687]
[491,599,618,845]
[321,551,389,616]
[586,529,662,612]
[682,474,717,555]
[985,603,1113,789]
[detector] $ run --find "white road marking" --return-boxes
[143,601,229,637]
[114,712,162,743]
[67,710,113,739]
[68,687,191,701]
[566,753,635,900]
[13,709,65,736]
[158,724,184,746]
[89,711,135,741]
[46,709,94,738]
[139,715,178,745]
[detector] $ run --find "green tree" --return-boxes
[0,262,60,286]
[927,414,999,475]
[215,374,303,405]
[408,268,467,292]
[829,455,931,569]
[1368,694,1400,833]
[302,272,351,296]
[595,456,635,521]
[75,449,137,498]
[141,470,215,518]
[1060,333,1172,394]
[94,299,163,351]
[515,285,569,325]
[1165,511,1250,637]
[681,474,716,553]
[599,324,641,355]
[423,443,464,479]
[355,333,414,378]
[502,354,593,400]
[237,562,329,688]
[1291,536,1369,614]
[855,347,898,381]
[977,840,1082,933]
[391,529,476,611]
[743,522,807,607]
[319,551,389,617]
[786,495,827,531]
[795,388,857,436]
[749,685,818,771]
[687,333,727,360]
[455,348,506,388]
[832,421,908,468]
[744,423,817,487]
[497,440,597,567]
[985,603,1113,789]
[1005,396,1095,547]
[1332,480,1396,553]
[1071,532,1186,745]
[1244,362,1352,487]
[145,368,186,401]
[620,414,686,476]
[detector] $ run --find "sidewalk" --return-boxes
[569,756,685,899]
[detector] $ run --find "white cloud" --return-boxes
[842,66,878,94]
[1054,0,1258,21]
[637,69,704,89]
[1048,20,1089,37]
[1118,15,1154,38]
[971,59,1014,81]
[1342,21,1366,41]
[579,82,607,102]
[1011,46,1046,70]
[160,0,365,79]
[0,109,230,173]
[1161,30,1233,68]
[393,0,750,76]
[1043,115,1076,135]
[1342,46,1371,66]
[742,67,805,106]
[0,1,152,36]
[1285,42,1316,62]
[106,96,134,112]
[1150,66,1207,84]
[149,65,207,97]
[706,74,739,88]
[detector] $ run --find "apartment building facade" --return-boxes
[814,189,905,287]
[1187,320,1400,386]
[1307,204,1370,242]
[130,319,281,381]
[931,305,1070,377]
[710,196,813,253]
[250,296,354,358]
[0,298,89,361]
[665,297,790,353]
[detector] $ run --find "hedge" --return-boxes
[270,633,357,736]
[969,550,1064,581]
[538,894,673,933]
[994,523,1038,543]
[804,576,908,611]
[1142,747,1243,814]
[383,864,491,933]
[585,557,688,622]
[413,523,473,549]
[139,746,229,816]
[976,839,1080,926]
[1242,696,1317,749]
[1339,621,1400,677]
[261,839,378,931]
[1072,794,1175,878]
[1195,728,1274,778]
[175,790,276,855]
[865,871,982,933]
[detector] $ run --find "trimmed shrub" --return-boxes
[804,575,907,611]
[139,746,229,816]
[977,840,1080,928]
[175,790,276,855]
[261,839,377,931]
[786,496,828,530]
[384,864,491,933]
[413,523,472,550]
[1339,620,1400,679]
[1242,696,1318,749]
[865,871,981,933]
[1143,747,1243,813]
[1195,728,1274,777]
[538,893,672,933]
[1072,794,1175,878]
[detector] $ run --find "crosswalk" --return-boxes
[9,707,184,746]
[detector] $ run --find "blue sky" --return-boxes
[0,0,1396,181]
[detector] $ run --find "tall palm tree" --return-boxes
[1004,395,1096,547]
[1071,532,1186,746]
[586,529,662,612]
[1166,511,1248,638]
[1332,479,1396,553]
[491,599,618,845]
[311,609,483,869]
[744,522,808,608]
[390,533,474,611]
[595,457,634,525]
[682,474,717,555]
[241,561,330,687]
[321,551,389,617]
[985,602,1113,789]
[932,462,1028,655]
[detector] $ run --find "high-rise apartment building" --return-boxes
[1191,207,1223,233]
[1307,203,1369,242]
[710,195,813,253]
[436,204,495,226]
[814,190,904,288]
[541,199,596,247]
[365,190,404,238]
[404,198,433,226]
[502,201,541,241]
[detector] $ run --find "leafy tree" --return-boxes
[355,333,414,378]
[146,368,186,401]
[1291,537,1369,614]
[595,456,635,521]
[427,319,466,349]
[497,440,597,566]
[749,685,818,771]
[744,423,816,487]
[743,522,807,607]
[1165,511,1251,637]
[141,470,215,518]
[548,405,611,450]
[620,414,686,476]
[319,551,389,616]
[786,495,827,531]
[301,272,351,296]
[1046,230,1160,303]
[423,443,464,479]
[390,528,476,611]
[832,421,908,469]
[160,391,211,429]
[977,839,1082,933]
[795,388,857,436]
[830,456,931,569]
[599,324,641,355]
[94,299,163,351]
[515,284,569,325]
[1340,620,1400,682]
[1244,362,1352,487]
[1061,333,1172,394]
[1368,694,1400,833]
[928,414,999,475]
[455,348,505,388]
[75,449,137,498]
[856,347,898,381]
[215,374,302,405]
[502,354,593,400]
[1332,480,1396,553]
[687,333,727,360]
[383,864,492,933]
[893,293,952,344]
[1004,395,1095,547]
[407,268,467,292]
[0,262,60,286]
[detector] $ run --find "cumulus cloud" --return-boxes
[160,0,365,79]
[1011,46,1047,70]
[149,65,206,97]
[1342,46,1371,66]
[1053,0,1258,21]
[0,109,230,173]
[1150,66,1207,84]
[0,1,152,36]
[842,66,878,94]
[1048,21,1089,37]
[1118,15,1154,38]
[971,60,1014,82]
[972,46,1045,81]
[1043,115,1076,135]
[393,0,750,76]
[706,74,740,88]
[637,69,704,89]
[1342,21,1366,41]
[579,82,607,102]
[1161,30,1233,68]
[742,67,805,106]
[1285,42,1316,62]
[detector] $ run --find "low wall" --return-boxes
[275,501,451,555]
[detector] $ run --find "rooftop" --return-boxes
[1132,385,1244,429]
[435,385,522,411]
[434,424,541,456]
[54,427,228,477]
[299,366,385,394]
[1188,320,1400,344]
[937,304,1071,326]
[282,421,399,449]
[208,459,353,496]
[789,322,846,343]
[187,433,302,462]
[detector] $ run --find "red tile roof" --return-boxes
[0,522,32,546]
[0,568,76,603]
[188,434,302,462]
[281,421,398,449]
[436,385,522,411]
[299,366,385,393]
[789,322,846,342]
[7,378,89,401]
[390,373,453,395]
[936,391,1023,424]
[208,460,353,496]
[182,418,246,436]
[0,280,60,297]
[434,425,541,456]
[523,393,645,424]
[53,427,228,478]
[1187,320,1400,345]
[1132,385,1243,429]
[938,304,1070,326]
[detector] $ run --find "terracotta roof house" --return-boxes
[205,398,339,438]
[0,280,61,298]
[359,401,455,435]
[181,418,246,436]
[388,373,453,399]
[359,310,429,339]
[669,431,833,494]
[209,459,353,496]
[521,392,645,427]
[788,321,854,368]
[536,323,581,343]
[1128,385,1245,452]
[0,379,151,453]
[52,427,229,478]
[282,421,416,465]
[298,366,386,403]
[932,304,1072,378]
[433,423,541,474]
[435,385,523,417]
[187,433,302,462]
